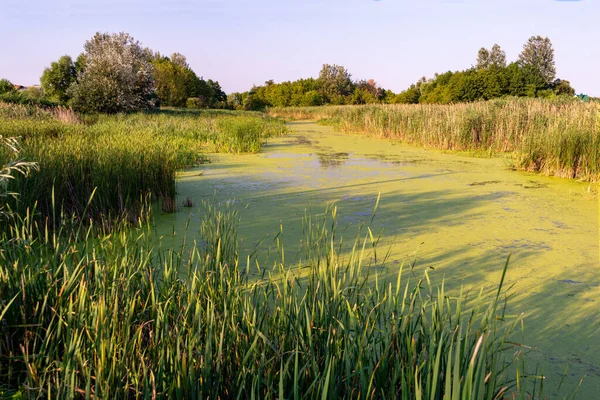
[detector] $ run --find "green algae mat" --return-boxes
[157,121,599,398]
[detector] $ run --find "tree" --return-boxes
[552,79,575,96]
[207,80,227,107]
[317,64,354,103]
[0,79,15,94]
[68,32,156,113]
[74,53,87,75]
[477,44,506,69]
[476,48,490,69]
[40,55,77,103]
[505,62,527,97]
[489,44,506,68]
[152,54,193,107]
[518,36,556,85]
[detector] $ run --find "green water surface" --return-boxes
[157,121,599,398]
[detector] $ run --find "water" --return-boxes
[156,121,599,398]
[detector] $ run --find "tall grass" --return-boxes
[0,200,546,399]
[269,98,600,181]
[0,103,286,222]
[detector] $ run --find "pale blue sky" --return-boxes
[0,0,597,95]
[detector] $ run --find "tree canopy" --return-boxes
[40,55,77,103]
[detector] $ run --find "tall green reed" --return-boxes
[0,201,547,399]
[0,104,286,224]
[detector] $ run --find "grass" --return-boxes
[0,103,286,223]
[0,198,548,399]
[268,98,600,181]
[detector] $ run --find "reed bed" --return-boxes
[269,98,600,181]
[0,200,547,399]
[0,103,286,222]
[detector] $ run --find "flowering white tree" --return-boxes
[69,32,156,113]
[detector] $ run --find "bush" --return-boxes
[0,79,15,94]
[186,96,208,109]
[300,90,324,106]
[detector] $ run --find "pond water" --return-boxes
[156,121,599,398]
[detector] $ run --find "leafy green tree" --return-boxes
[461,69,484,101]
[317,64,354,103]
[394,83,421,104]
[227,92,244,110]
[74,53,87,75]
[0,79,15,94]
[40,55,77,103]
[480,66,506,100]
[505,62,527,96]
[69,32,156,113]
[207,80,227,107]
[153,55,189,107]
[351,79,382,104]
[552,79,575,96]
[518,36,556,85]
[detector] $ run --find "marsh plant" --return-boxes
[0,199,547,399]
[0,103,286,223]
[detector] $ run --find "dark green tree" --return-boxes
[0,79,15,94]
[40,55,77,103]
[552,79,575,96]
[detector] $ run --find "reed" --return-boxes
[0,201,546,399]
[0,104,286,222]
[269,98,600,181]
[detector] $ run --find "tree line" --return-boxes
[236,36,578,110]
[0,33,587,113]
[0,32,227,113]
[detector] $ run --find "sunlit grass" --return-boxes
[0,103,286,222]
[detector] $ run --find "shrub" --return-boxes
[0,79,16,94]
[186,96,208,109]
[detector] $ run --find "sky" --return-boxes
[0,0,598,96]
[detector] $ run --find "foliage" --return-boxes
[236,35,570,109]
[232,70,388,111]
[269,98,600,181]
[518,35,556,85]
[317,63,355,103]
[477,44,506,69]
[553,79,576,96]
[186,96,209,109]
[0,79,16,95]
[0,103,286,222]
[68,32,157,113]
[0,136,38,221]
[0,199,547,398]
[0,90,60,107]
[40,55,77,103]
